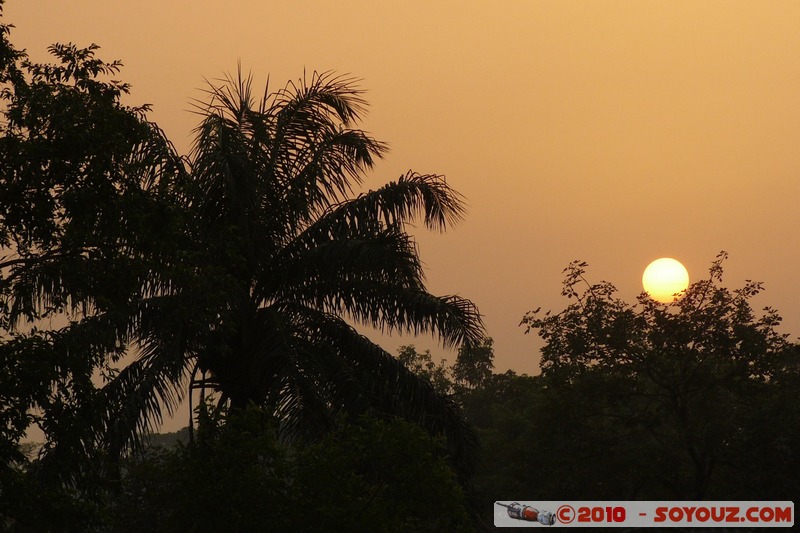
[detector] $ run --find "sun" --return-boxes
[642,258,689,303]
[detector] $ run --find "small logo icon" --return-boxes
[496,502,556,526]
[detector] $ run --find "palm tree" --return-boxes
[98,70,484,474]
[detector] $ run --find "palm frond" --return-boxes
[123,120,186,194]
[282,279,484,349]
[96,336,191,455]
[190,114,257,224]
[3,251,125,328]
[280,127,387,222]
[190,66,264,137]
[271,71,370,129]
[259,225,425,301]
[310,171,466,239]
[287,304,479,477]
[265,72,384,203]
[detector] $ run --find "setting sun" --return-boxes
[642,258,689,303]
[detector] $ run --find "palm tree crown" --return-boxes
[100,70,484,473]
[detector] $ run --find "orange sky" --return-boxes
[7,1,800,381]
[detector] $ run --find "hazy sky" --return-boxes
[7,1,800,379]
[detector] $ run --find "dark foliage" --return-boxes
[507,253,800,501]
[0,5,185,494]
[0,7,483,527]
[110,407,474,533]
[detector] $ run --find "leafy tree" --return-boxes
[518,252,800,499]
[396,344,453,395]
[453,336,494,391]
[459,371,544,507]
[110,405,294,533]
[395,337,495,396]
[294,413,474,532]
[111,406,475,532]
[0,3,184,496]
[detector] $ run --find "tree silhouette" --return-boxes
[0,11,183,485]
[111,409,475,532]
[0,7,483,488]
[453,336,494,391]
[94,70,484,477]
[519,252,800,499]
